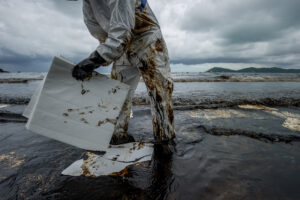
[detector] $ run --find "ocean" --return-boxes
[1,72,300,105]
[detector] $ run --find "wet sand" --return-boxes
[1,104,300,199]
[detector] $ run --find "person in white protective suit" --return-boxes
[72,0,175,147]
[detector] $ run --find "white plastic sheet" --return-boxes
[0,104,8,109]
[23,77,45,119]
[62,142,153,177]
[25,56,130,151]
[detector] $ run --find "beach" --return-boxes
[1,72,300,199]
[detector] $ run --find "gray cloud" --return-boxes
[52,0,83,19]
[0,0,97,72]
[0,0,300,72]
[176,0,300,68]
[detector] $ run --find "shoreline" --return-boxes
[1,96,300,107]
[0,78,43,83]
[2,73,300,83]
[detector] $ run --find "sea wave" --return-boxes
[133,96,300,108]
[0,97,31,105]
[1,95,299,109]
[173,75,300,82]
[1,73,300,83]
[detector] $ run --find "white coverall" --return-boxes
[83,0,175,142]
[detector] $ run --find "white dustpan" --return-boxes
[23,76,45,119]
[24,56,130,151]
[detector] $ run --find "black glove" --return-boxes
[72,51,106,81]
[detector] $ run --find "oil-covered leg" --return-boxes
[135,40,175,142]
[110,56,141,144]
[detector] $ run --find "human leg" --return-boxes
[129,39,175,142]
[110,55,140,144]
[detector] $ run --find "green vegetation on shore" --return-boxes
[207,67,300,73]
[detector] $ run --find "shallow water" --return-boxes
[1,73,300,199]
[137,81,300,99]
[1,79,300,106]
[0,72,45,80]
[1,107,300,199]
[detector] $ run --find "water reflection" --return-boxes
[42,146,175,200]
[145,145,175,200]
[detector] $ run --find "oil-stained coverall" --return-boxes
[80,0,175,142]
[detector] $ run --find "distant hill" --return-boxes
[206,67,300,73]
[0,68,8,73]
[206,67,235,73]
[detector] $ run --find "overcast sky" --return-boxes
[1,0,300,72]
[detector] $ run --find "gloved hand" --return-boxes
[140,0,147,12]
[72,51,106,81]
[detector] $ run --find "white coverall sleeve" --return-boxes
[96,0,136,65]
[82,0,107,43]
